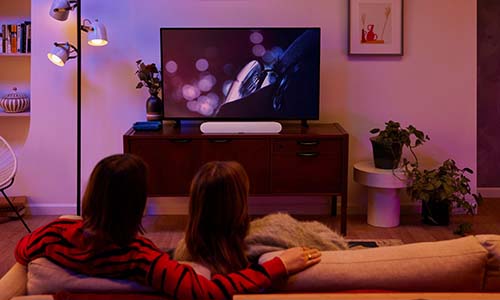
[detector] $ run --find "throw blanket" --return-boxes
[245,213,348,260]
[174,213,348,262]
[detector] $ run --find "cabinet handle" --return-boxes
[170,139,192,143]
[297,140,319,146]
[209,139,231,143]
[297,152,319,157]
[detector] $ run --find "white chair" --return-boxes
[0,136,31,232]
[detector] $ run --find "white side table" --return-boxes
[353,160,408,227]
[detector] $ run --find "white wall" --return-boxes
[12,0,476,215]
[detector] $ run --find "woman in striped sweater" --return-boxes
[15,154,321,299]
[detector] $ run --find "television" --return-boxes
[160,27,321,121]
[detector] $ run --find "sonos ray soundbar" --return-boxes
[200,121,282,134]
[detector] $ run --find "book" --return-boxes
[133,121,162,131]
[1,24,8,53]
[25,21,31,53]
[9,24,17,53]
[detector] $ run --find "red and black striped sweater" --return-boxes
[15,218,287,299]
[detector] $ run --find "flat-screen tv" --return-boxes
[160,27,320,121]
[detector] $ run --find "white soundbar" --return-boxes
[200,121,282,134]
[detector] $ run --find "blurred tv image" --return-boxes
[161,28,320,120]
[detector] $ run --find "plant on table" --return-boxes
[135,59,162,121]
[369,120,430,169]
[135,59,161,96]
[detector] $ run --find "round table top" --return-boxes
[353,160,409,189]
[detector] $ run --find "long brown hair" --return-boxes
[82,153,148,246]
[185,161,250,274]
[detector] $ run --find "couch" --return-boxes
[1,234,499,300]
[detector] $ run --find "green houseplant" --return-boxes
[404,159,483,226]
[369,120,430,169]
[135,59,162,121]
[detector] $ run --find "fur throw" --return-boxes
[173,213,348,262]
[245,213,348,261]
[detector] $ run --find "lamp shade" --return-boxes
[87,20,108,46]
[47,43,70,66]
[49,0,72,21]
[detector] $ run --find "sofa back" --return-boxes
[260,235,499,292]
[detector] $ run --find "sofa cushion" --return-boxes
[259,236,488,292]
[475,234,500,291]
[27,258,211,295]
[27,258,154,295]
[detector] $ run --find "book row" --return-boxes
[1,21,31,54]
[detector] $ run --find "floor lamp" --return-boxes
[47,0,108,215]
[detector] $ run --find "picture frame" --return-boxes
[348,0,404,56]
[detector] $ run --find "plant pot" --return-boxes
[146,93,162,121]
[370,137,403,169]
[422,200,450,226]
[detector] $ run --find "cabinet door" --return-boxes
[127,138,203,196]
[271,139,342,193]
[201,139,270,194]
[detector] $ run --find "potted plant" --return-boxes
[369,120,430,169]
[404,159,483,226]
[135,59,162,121]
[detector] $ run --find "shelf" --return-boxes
[0,53,30,57]
[0,111,30,117]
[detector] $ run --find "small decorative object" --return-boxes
[369,120,429,169]
[132,121,162,131]
[0,87,30,113]
[404,159,483,227]
[348,0,404,55]
[135,59,162,121]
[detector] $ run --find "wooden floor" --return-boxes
[1,198,499,278]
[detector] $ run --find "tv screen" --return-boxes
[160,27,320,120]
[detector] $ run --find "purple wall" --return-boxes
[478,0,500,187]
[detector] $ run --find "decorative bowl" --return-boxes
[0,87,30,113]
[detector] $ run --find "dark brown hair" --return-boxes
[185,161,250,274]
[82,153,148,246]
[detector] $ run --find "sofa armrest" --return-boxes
[0,263,28,300]
[259,236,489,292]
[476,234,500,291]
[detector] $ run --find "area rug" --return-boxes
[346,239,404,249]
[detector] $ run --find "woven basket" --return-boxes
[0,87,30,113]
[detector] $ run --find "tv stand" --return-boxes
[123,123,349,234]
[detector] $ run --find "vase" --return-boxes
[370,137,402,169]
[422,200,450,226]
[146,93,162,121]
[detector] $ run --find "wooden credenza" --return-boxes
[123,123,349,234]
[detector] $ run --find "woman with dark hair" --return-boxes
[179,161,251,274]
[15,154,321,299]
[175,160,345,274]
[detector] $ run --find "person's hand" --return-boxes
[277,246,321,275]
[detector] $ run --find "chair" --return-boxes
[0,136,31,232]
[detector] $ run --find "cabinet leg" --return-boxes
[330,195,337,216]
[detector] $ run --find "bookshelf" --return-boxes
[0,53,30,57]
[0,0,31,123]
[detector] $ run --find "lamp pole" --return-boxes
[76,0,82,215]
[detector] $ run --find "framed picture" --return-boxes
[348,0,404,56]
